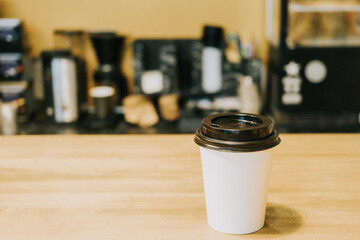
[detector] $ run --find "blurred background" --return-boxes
[0,0,359,135]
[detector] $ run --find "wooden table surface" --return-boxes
[0,134,360,239]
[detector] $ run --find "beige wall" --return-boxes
[0,0,266,90]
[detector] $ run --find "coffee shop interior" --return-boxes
[0,0,359,135]
[2,1,360,239]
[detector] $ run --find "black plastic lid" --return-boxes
[194,113,281,152]
[201,25,224,48]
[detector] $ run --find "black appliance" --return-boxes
[268,0,360,131]
[90,33,128,103]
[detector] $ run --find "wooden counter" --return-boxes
[0,134,359,239]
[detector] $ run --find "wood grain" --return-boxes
[0,134,360,239]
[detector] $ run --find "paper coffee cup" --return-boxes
[194,113,281,234]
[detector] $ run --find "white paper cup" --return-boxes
[194,113,280,234]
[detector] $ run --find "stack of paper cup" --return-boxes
[194,113,281,234]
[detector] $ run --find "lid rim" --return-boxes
[194,113,281,152]
[195,128,281,152]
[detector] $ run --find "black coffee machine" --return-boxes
[267,0,360,131]
[90,33,128,103]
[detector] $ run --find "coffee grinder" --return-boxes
[88,33,128,128]
[90,33,128,102]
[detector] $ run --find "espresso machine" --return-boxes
[267,0,360,131]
